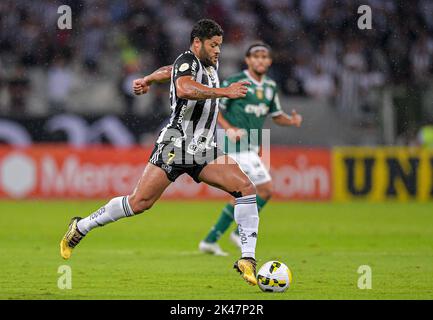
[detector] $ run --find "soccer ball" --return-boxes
[257,261,292,292]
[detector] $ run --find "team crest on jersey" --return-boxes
[265,87,273,100]
[255,88,264,100]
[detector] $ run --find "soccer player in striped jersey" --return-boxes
[199,43,303,256]
[60,19,259,286]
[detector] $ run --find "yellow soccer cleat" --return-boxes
[233,257,258,286]
[60,217,85,260]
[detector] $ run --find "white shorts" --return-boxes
[229,151,272,186]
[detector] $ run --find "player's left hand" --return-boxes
[290,109,302,127]
[133,77,151,95]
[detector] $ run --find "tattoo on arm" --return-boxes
[177,76,224,100]
[190,88,219,99]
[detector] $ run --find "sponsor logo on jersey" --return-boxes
[187,135,207,154]
[206,67,216,83]
[188,144,197,153]
[179,63,189,72]
[244,103,269,117]
[197,136,207,149]
[171,136,183,148]
[177,104,188,124]
[191,60,197,76]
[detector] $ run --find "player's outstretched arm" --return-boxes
[176,76,250,100]
[133,65,173,95]
[273,109,303,127]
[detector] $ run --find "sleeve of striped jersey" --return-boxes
[173,53,198,81]
[270,90,283,117]
[219,79,232,110]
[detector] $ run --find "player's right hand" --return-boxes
[226,127,247,142]
[133,78,150,95]
[225,81,250,99]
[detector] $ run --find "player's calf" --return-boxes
[128,193,156,214]
[230,177,256,198]
[232,194,259,286]
[233,194,259,260]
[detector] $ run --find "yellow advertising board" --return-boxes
[333,147,433,201]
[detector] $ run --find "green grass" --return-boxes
[0,200,433,299]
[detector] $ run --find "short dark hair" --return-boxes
[190,19,223,44]
[245,42,271,57]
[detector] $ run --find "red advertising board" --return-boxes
[0,146,331,200]
[269,147,332,200]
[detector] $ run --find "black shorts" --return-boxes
[148,142,225,183]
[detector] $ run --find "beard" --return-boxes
[251,67,267,76]
[199,46,216,67]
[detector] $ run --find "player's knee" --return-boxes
[259,185,273,200]
[129,195,154,214]
[238,178,256,197]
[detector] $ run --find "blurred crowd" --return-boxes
[0,0,432,123]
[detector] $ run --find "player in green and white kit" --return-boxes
[199,43,303,255]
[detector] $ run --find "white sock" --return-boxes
[234,195,259,259]
[77,196,134,235]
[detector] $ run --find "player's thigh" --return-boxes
[129,163,172,213]
[234,151,272,186]
[198,155,256,197]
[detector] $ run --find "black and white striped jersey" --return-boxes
[156,50,220,155]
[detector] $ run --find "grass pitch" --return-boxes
[0,200,432,300]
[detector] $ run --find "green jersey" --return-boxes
[220,70,283,153]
